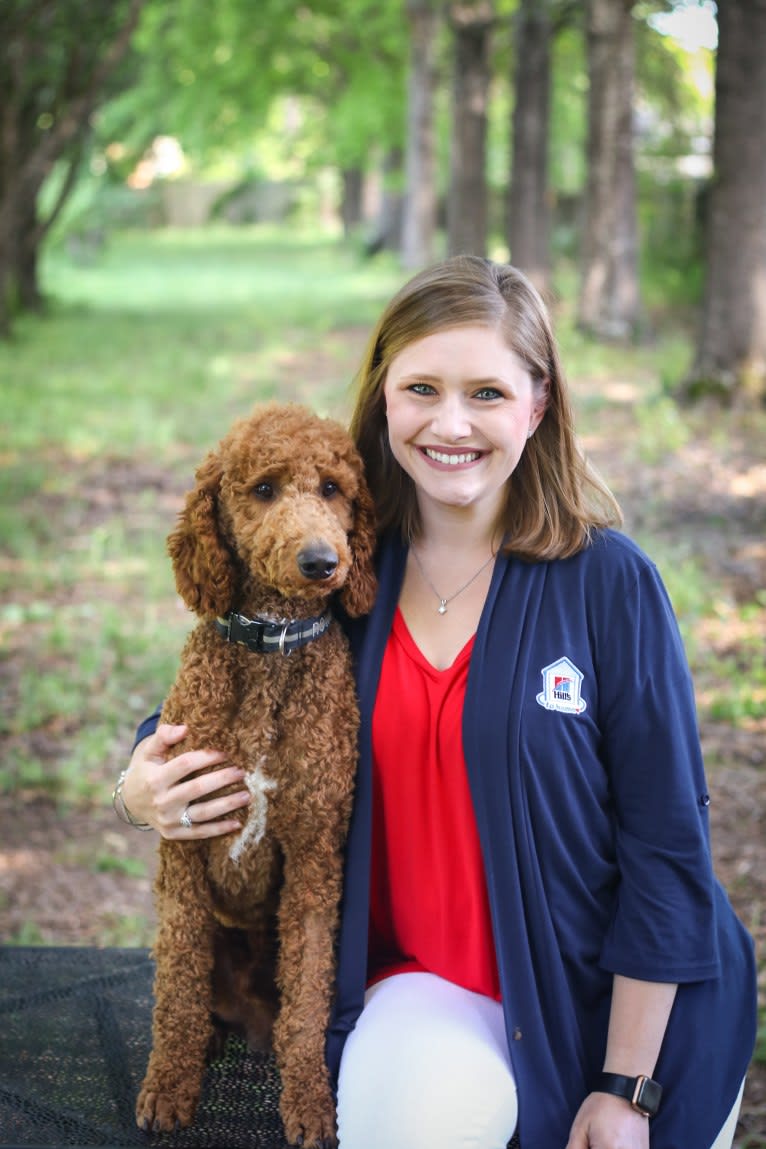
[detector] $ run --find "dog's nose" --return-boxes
[297,544,339,581]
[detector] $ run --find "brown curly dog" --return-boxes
[135,402,377,1148]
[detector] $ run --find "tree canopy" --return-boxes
[4,0,764,402]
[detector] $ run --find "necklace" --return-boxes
[411,546,496,615]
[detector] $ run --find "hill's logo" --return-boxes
[536,656,587,715]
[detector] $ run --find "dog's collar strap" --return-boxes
[214,610,332,655]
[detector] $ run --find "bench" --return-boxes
[1,946,523,1148]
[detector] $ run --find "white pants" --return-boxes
[710,1077,745,1149]
[336,971,745,1149]
[337,972,518,1149]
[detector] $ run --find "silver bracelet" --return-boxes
[112,768,153,830]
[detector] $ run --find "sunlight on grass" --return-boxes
[3,229,405,459]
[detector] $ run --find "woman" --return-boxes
[120,256,756,1149]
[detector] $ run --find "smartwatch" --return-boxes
[595,1072,663,1118]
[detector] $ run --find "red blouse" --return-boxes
[368,607,501,1000]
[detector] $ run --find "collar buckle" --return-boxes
[214,610,333,656]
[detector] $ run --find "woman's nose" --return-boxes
[429,396,472,440]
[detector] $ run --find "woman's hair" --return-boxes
[349,254,622,560]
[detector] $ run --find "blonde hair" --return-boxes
[349,255,622,560]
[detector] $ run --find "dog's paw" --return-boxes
[280,1081,337,1148]
[136,1083,198,1133]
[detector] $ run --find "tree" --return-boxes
[447,1,494,257]
[401,0,442,269]
[507,0,560,292]
[683,0,766,403]
[577,0,639,338]
[115,0,407,232]
[0,0,146,336]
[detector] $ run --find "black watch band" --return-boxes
[595,1072,663,1118]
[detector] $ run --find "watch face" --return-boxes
[634,1076,663,1116]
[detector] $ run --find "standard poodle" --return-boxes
[135,402,377,1148]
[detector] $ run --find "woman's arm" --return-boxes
[565,974,678,1149]
[603,974,678,1077]
[118,723,250,839]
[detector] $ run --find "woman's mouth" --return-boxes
[421,447,483,467]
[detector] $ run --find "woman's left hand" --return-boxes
[565,1092,650,1149]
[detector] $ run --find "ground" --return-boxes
[1,356,764,1144]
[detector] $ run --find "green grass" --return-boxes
[4,226,404,458]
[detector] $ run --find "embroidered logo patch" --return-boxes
[536,656,587,714]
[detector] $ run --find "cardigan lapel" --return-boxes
[464,551,590,1142]
[327,535,406,1079]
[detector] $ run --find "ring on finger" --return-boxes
[179,806,194,830]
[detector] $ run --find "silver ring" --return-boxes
[179,807,193,830]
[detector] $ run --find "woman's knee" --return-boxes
[336,973,518,1149]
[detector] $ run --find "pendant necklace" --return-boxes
[411,546,496,615]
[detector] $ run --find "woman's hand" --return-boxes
[565,1093,650,1149]
[121,723,250,839]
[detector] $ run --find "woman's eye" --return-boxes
[474,387,503,401]
[253,482,276,500]
[409,382,436,396]
[321,479,339,498]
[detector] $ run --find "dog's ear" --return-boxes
[167,451,238,618]
[340,478,378,617]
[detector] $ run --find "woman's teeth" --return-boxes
[424,448,481,466]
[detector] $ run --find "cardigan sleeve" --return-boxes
[596,561,721,983]
[133,705,163,750]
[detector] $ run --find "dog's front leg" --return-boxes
[137,846,216,1133]
[272,842,344,1149]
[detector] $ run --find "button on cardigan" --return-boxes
[328,530,757,1149]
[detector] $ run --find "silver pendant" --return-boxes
[438,600,448,614]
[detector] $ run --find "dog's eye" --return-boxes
[321,480,340,498]
[253,482,276,501]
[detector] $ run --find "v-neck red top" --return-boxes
[367,607,501,1000]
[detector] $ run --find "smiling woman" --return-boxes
[350,257,620,557]
[382,325,547,526]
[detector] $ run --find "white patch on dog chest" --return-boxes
[229,760,278,864]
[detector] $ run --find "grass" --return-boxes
[6,226,404,457]
[1,223,764,920]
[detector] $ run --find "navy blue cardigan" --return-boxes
[137,529,756,1148]
[326,530,756,1149]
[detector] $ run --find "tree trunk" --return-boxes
[0,25,23,337]
[683,0,766,403]
[402,0,441,269]
[340,168,364,238]
[602,5,639,337]
[0,0,146,336]
[447,1,494,258]
[577,0,639,338]
[17,190,43,313]
[367,148,405,255]
[507,0,553,292]
[0,183,17,337]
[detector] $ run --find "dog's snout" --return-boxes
[297,544,339,581]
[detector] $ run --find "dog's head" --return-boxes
[167,403,377,619]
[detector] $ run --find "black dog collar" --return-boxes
[214,610,332,656]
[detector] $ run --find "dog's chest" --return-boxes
[221,642,350,850]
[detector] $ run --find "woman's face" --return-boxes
[383,324,547,521]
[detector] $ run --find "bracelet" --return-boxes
[112,769,153,830]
